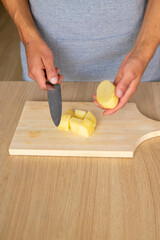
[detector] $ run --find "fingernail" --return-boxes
[50,77,58,84]
[117,89,123,98]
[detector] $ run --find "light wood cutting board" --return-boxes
[9,101,160,158]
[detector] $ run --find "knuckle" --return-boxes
[28,72,33,79]
[47,69,57,77]
[45,52,54,60]
[132,88,137,95]
[49,52,54,59]
[121,81,130,90]
[122,102,126,108]
[39,84,46,90]
[56,68,60,74]
[123,63,130,72]
[119,103,125,110]
[116,72,123,81]
[29,66,36,76]
[47,67,54,73]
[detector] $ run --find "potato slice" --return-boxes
[58,114,72,131]
[65,109,75,117]
[85,111,96,127]
[70,117,94,137]
[75,109,86,119]
[96,80,119,109]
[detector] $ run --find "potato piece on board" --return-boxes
[65,109,75,117]
[85,111,96,127]
[58,115,72,131]
[80,119,95,137]
[70,117,94,137]
[75,109,86,119]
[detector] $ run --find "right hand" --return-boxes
[25,37,63,90]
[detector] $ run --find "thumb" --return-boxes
[46,64,58,84]
[115,74,131,98]
[43,59,58,84]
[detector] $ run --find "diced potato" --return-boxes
[70,117,94,137]
[80,119,95,137]
[65,109,75,117]
[59,108,97,138]
[85,111,96,127]
[70,117,82,134]
[58,114,71,131]
[75,109,86,119]
[96,80,119,109]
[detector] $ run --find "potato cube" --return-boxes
[70,117,94,137]
[65,109,75,117]
[58,115,71,131]
[75,109,86,119]
[85,111,96,127]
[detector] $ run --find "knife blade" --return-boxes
[47,82,62,127]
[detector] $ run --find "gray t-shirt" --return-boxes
[21,0,160,82]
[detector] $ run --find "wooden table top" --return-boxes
[0,81,160,240]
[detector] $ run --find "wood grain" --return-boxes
[0,82,160,240]
[9,101,160,158]
[0,2,22,82]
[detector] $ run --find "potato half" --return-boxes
[96,80,119,109]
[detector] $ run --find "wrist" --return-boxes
[13,11,42,46]
[18,24,42,46]
[130,37,159,66]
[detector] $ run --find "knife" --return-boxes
[46,81,62,127]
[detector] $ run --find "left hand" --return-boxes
[94,52,148,115]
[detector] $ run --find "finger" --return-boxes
[34,69,47,90]
[58,74,63,85]
[114,53,131,86]
[115,72,136,98]
[93,94,96,100]
[114,74,122,86]
[94,100,106,109]
[54,67,63,84]
[43,57,58,84]
[56,68,60,75]
[114,69,123,86]
[103,99,125,115]
[103,79,139,115]
[28,58,47,90]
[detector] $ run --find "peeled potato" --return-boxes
[70,117,94,137]
[96,80,119,109]
[85,111,96,127]
[59,109,96,137]
[75,109,86,119]
[65,109,75,117]
[80,119,94,137]
[70,117,82,134]
[58,115,71,131]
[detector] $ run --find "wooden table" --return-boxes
[0,81,160,240]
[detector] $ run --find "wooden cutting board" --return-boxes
[9,101,160,158]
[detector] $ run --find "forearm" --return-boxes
[131,0,160,64]
[1,0,41,45]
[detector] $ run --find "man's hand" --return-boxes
[25,38,63,90]
[1,0,63,90]
[94,52,147,115]
[94,0,160,115]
